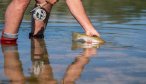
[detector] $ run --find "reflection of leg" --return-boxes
[31,38,49,76]
[31,38,47,59]
[63,48,97,84]
[30,0,57,38]
[1,0,30,44]
[1,44,25,83]
[30,38,57,84]
[38,65,57,84]
[66,0,100,37]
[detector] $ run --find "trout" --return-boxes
[71,42,100,50]
[72,32,105,45]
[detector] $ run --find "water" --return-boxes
[0,0,146,84]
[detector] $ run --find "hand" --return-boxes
[85,28,100,37]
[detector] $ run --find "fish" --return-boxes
[72,32,105,45]
[71,41,100,50]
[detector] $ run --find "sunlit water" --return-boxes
[0,0,146,84]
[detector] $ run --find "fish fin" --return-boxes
[72,32,82,41]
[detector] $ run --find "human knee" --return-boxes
[35,0,58,5]
[13,0,30,10]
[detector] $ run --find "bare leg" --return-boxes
[66,0,100,37]
[3,0,30,34]
[31,0,57,36]
[0,0,30,44]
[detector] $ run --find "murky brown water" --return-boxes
[0,0,146,84]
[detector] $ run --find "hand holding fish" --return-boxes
[85,28,100,37]
[72,32,105,45]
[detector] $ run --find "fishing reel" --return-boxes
[30,1,49,21]
[30,0,58,21]
[32,8,47,21]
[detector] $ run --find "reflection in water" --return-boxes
[72,42,101,50]
[1,40,99,84]
[1,0,146,84]
[1,44,25,84]
[28,38,57,84]
[63,43,98,84]
[0,0,146,84]
[1,39,57,84]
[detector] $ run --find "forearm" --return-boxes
[66,0,94,31]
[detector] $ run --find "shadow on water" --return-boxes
[0,38,98,84]
[0,0,146,84]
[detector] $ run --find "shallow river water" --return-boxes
[0,0,146,84]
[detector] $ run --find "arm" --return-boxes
[66,0,100,36]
